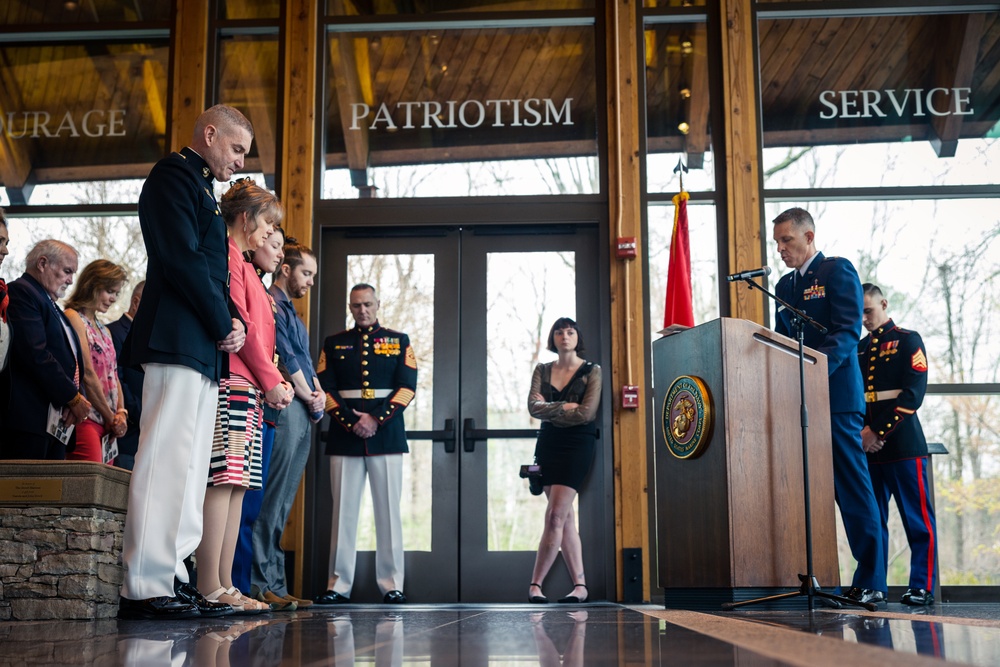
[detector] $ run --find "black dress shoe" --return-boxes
[174,581,234,617]
[844,587,886,607]
[117,596,201,620]
[384,590,407,604]
[314,590,351,605]
[528,583,548,604]
[901,588,934,606]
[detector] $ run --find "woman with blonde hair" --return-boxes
[195,178,293,615]
[64,259,129,463]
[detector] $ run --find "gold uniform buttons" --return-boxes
[362,360,368,366]
[362,371,369,376]
[363,381,370,387]
[867,375,874,380]
[363,351,369,356]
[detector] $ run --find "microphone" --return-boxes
[725,266,771,282]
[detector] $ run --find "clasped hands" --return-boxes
[217,319,246,353]
[860,426,884,453]
[110,410,128,438]
[352,411,378,439]
[264,381,295,410]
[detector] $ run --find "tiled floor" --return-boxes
[2,602,999,665]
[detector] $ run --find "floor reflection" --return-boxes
[531,610,588,667]
[1,604,998,666]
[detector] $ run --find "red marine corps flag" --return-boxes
[663,162,694,328]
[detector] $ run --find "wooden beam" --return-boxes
[227,39,278,179]
[607,0,651,602]
[329,34,372,174]
[280,0,319,600]
[143,57,168,140]
[170,0,209,152]
[719,0,765,325]
[931,13,985,158]
[0,50,35,194]
[684,24,710,170]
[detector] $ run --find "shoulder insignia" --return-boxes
[405,345,417,369]
[911,349,928,372]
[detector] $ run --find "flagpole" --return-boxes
[673,157,688,192]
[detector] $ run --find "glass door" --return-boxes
[304,224,608,602]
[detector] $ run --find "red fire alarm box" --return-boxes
[616,237,637,259]
[621,385,639,409]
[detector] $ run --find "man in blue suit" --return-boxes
[107,280,144,471]
[118,105,250,621]
[0,240,91,460]
[772,207,886,606]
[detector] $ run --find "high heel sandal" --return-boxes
[557,584,588,604]
[528,583,548,604]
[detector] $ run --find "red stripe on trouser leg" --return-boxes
[916,457,935,590]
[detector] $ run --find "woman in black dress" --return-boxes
[527,317,602,604]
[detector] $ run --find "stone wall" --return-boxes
[0,461,130,621]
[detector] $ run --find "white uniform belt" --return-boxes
[865,389,902,403]
[339,389,392,399]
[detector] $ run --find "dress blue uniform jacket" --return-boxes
[2,273,86,438]
[124,147,235,383]
[857,319,929,462]
[774,252,865,414]
[317,322,417,457]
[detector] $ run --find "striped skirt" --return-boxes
[208,374,263,489]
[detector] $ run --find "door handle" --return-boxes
[407,418,457,453]
[463,418,489,452]
[440,418,456,453]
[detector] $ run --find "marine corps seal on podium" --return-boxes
[662,375,712,460]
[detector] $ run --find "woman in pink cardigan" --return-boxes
[195,178,293,615]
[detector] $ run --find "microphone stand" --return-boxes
[720,276,876,612]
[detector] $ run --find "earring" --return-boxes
[243,223,247,233]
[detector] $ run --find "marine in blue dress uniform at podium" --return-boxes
[771,207,886,606]
[858,283,937,606]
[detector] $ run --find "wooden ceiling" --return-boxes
[1,3,998,201]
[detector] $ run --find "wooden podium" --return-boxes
[652,318,839,609]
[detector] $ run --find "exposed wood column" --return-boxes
[169,0,209,152]
[607,0,651,601]
[718,0,765,324]
[931,13,984,158]
[280,0,318,256]
[279,0,319,600]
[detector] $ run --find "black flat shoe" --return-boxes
[557,584,588,604]
[314,590,351,605]
[117,596,201,620]
[174,581,234,617]
[528,583,548,604]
